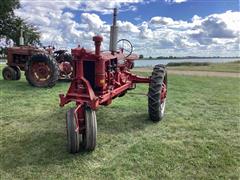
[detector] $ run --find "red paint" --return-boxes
[59,36,152,133]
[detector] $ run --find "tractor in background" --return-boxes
[59,8,168,153]
[2,31,73,87]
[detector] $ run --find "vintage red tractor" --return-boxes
[59,8,167,153]
[2,42,73,87]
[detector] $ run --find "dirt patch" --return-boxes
[133,68,240,78]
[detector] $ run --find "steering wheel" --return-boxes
[116,39,133,58]
[50,41,59,50]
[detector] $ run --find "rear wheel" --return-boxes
[82,107,97,151]
[2,66,17,80]
[148,64,167,122]
[66,108,80,153]
[25,54,59,88]
[62,53,72,63]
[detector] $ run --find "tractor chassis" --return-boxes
[59,64,151,134]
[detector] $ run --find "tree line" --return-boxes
[0,0,40,55]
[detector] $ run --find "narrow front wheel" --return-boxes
[66,108,80,153]
[82,107,97,151]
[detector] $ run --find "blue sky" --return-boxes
[99,0,239,23]
[13,0,240,57]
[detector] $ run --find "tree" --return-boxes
[0,0,40,46]
[0,0,20,18]
[139,54,144,59]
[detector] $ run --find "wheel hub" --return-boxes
[59,61,73,77]
[5,70,12,79]
[31,62,51,81]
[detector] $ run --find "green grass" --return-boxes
[0,67,240,179]
[167,61,210,66]
[167,61,240,73]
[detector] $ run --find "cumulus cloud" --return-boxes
[14,0,240,57]
[150,17,174,25]
[137,11,240,56]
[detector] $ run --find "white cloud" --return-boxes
[81,13,106,31]
[117,21,140,33]
[150,17,174,25]
[14,0,240,57]
[165,0,188,4]
[136,10,240,56]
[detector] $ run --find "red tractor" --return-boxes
[2,44,73,87]
[59,9,167,153]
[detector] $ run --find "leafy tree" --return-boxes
[0,0,20,18]
[0,0,40,46]
[139,54,144,59]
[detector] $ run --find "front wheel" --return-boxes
[11,66,21,80]
[66,108,80,153]
[2,66,17,80]
[148,64,167,122]
[82,107,97,151]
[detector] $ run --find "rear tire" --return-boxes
[148,64,167,122]
[25,54,59,88]
[66,108,80,154]
[82,107,97,151]
[2,66,17,80]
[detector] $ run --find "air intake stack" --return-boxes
[109,8,118,54]
[19,27,24,46]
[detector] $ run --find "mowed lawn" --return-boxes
[0,66,239,179]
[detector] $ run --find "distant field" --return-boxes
[167,61,240,73]
[0,66,239,179]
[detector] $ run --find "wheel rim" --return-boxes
[160,79,167,115]
[30,62,51,84]
[4,70,12,80]
[59,61,73,78]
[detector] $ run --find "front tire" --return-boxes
[11,66,21,80]
[148,64,167,122]
[66,108,80,154]
[2,66,17,80]
[82,107,97,151]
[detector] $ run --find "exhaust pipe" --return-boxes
[109,8,118,54]
[19,27,24,46]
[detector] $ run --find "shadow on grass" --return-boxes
[97,107,152,134]
[0,78,70,92]
[1,105,153,170]
[1,109,92,170]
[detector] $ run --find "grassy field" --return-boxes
[167,61,240,73]
[0,65,240,179]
